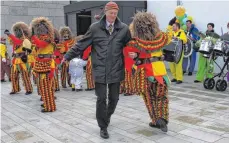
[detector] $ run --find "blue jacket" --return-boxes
[188,24,200,42]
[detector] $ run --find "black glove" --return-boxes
[4,29,10,35]
[169,17,177,26]
[32,27,35,36]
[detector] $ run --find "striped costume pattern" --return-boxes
[134,68,169,124]
[11,64,33,93]
[61,62,71,88]
[120,69,135,95]
[85,57,95,89]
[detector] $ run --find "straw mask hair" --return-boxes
[12,21,31,38]
[30,17,54,41]
[132,11,160,41]
[59,27,73,40]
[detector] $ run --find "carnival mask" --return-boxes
[14,27,23,38]
[35,21,49,35]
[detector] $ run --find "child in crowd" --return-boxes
[69,57,87,91]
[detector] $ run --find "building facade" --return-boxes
[1,1,69,38]
[64,1,146,35]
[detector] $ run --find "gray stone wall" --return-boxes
[1,1,69,37]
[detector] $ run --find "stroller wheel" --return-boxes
[219,80,227,91]
[203,78,210,89]
[216,79,222,91]
[207,78,215,90]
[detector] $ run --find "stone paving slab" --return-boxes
[1,73,229,143]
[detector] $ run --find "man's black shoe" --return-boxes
[156,118,168,132]
[1,79,6,82]
[176,80,183,84]
[188,72,192,76]
[183,71,186,74]
[194,80,201,83]
[72,88,75,91]
[100,129,109,139]
[171,79,177,82]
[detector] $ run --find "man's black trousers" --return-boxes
[95,82,120,129]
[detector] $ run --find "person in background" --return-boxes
[169,22,187,84]
[183,20,200,76]
[69,57,87,91]
[194,23,218,83]
[0,37,11,82]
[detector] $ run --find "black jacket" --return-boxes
[64,15,131,84]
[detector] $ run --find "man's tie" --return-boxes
[108,24,113,35]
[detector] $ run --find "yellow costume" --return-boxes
[169,29,187,81]
[5,22,33,95]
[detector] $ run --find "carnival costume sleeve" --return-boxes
[64,26,93,61]
[31,36,49,48]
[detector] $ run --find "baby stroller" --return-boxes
[202,33,229,91]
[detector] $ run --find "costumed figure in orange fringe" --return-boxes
[125,11,174,132]
[4,22,33,95]
[53,28,61,92]
[30,17,56,112]
[59,27,76,88]
[82,45,95,91]
[120,24,136,96]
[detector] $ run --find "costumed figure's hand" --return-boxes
[169,17,177,26]
[2,58,6,63]
[128,52,137,59]
[4,29,10,35]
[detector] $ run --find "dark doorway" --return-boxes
[76,11,91,35]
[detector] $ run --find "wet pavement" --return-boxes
[1,73,229,143]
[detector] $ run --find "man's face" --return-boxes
[186,21,192,29]
[207,25,213,31]
[105,9,118,23]
[172,24,178,31]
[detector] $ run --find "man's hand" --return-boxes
[2,58,6,63]
[4,29,10,35]
[128,52,137,59]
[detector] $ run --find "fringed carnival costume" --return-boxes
[59,27,76,88]
[120,24,136,96]
[125,11,174,132]
[30,17,56,112]
[4,22,33,95]
[82,45,95,91]
[53,28,61,92]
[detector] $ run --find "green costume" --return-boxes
[195,35,218,82]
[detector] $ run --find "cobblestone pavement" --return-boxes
[1,73,229,143]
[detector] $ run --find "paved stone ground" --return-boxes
[1,73,229,143]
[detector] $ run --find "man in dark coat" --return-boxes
[62,1,131,139]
